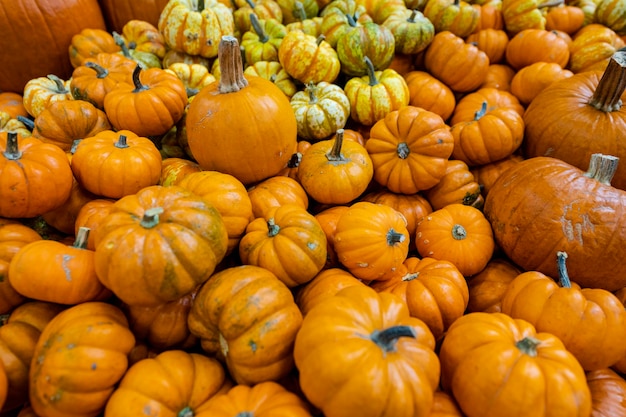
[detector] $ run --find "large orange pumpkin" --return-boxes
[98,0,170,33]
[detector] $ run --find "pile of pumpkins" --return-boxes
[1,0,626,416]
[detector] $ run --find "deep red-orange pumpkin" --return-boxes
[98,0,170,33]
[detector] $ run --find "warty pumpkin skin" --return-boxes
[0,132,73,219]
[294,284,440,417]
[523,52,626,190]
[440,312,592,417]
[484,154,626,291]
[186,36,297,185]
[0,0,107,93]
[104,350,231,417]
[93,185,229,307]
[29,302,136,417]
[187,265,303,385]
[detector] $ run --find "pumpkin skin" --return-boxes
[239,204,328,288]
[247,175,309,218]
[29,302,136,417]
[295,267,364,315]
[294,285,440,417]
[177,171,253,255]
[278,30,341,85]
[0,301,65,412]
[440,312,592,417]
[74,198,116,251]
[334,201,410,281]
[467,257,522,313]
[336,21,396,77]
[22,75,73,119]
[159,157,202,186]
[466,28,509,64]
[104,350,230,417]
[415,204,495,277]
[68,28,121,69]
[510,61,574,105]
[0,0,107,93]
[568,24,625,74]
[471,153,524,198]
[0,92,27,119]
[94,185,229,307]
[0,132,73,219]
[71,130,163,199]
[423,159,484,211]
[365,106,455,194]
[197,381,311,417]
[423,0,481,38]
[186,37,297,186]
[505,28,571,70]
[429,391,464,417]
[314,205,350,268]
[501,253,626,371]
[586,368,626,417]
[450,87,525,125]
[98,0,170,33]
[523,54,626,191]
[187,265,303,385]
[404,70,456,121]
[484,154,626,291]
[371,256,469,341]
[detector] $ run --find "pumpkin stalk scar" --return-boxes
[178,406,194,417]
[515,336,541,357]
[387,229,406,246]
[371,325,416,354]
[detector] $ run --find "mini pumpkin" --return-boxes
[278,30,341,84]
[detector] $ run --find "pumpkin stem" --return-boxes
[293,0,307,21]
[245,0,256,7]
[515,336,541,357]
[537,0,564,7]
[387,228,406,246]
[287,151,303,168]
[346,11,358,27]
[85,61,109,79]
[326,129,346,162]
[113,31,132,59]
[2,132,22,160]
[364,57,379,86]
[140,207,165,228]
[218,36,249,94]
[178,406,194,417]
[197,0,205,11]
[73,227,90,249]
[556,251,572,288]
[316,34,326,46]
[589,50,626,112]
[583,153,619,185]
[371,325,416,352]
[186,87,200,97]
[267,218,280,236]
[451,224,467,240]
[0,314,9,326]
[115,134,130,149]
[235,413,254,417]
[397,142,410,159]
[16,115,34,131]
[474,101,487,120]
[45,74,69,94]
[249,13,269,43]
[407,9,418,22]
[306,82,319,104]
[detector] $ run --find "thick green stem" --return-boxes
[16,115,34,131]
[451,224,467,240]
[583,153,619,185]
[474,101,487,120]
[47,74,70,94]
[197,0,205,11]
[267,218,280,237]
[113,31,132,58]
[387,229,406,246]
[140,207,164,228]
[249,13,269,43]
[306,82,318,104]
[115,134,130,149]
[364,57,379,86]
[515,336,541,357]
[371,325,416,352]
[556,251,572,288]
[73,227,90,249]
[85,61,109,79]
[3,132,21,160]
[130,64,148,92]
[178,406,194,417]
[292,0,307,21]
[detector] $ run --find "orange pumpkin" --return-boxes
[466,28,509,64]
[158,157,202,186]
[0,92,27,119]
[423,159,484,210]
[510,61,574,105]
[74,198,116,251]
[480,63,516,91]
[99,0,170,33]
[505,28,571,70]
[404,70,456,121]
[470,153,525,198]
[295,268,364,315]
[313,204,350,268]
[247,175,309,219]
[586,368,626,416]
[466,257,522,313]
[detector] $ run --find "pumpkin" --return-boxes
[241,15,287,66]
[164,63,217,97]
[0,301,65,412]
[298,129,374,204]
[239,204,328,287]
[104,65,188,137]
[0,0,107,93]
[276,0,319,23]
[423,0,481,38]
[243,60,298,98]
[429,391,464,417]
[439,312,592,417]
[294,284,440,417]
[278,30,341,84]
[93,185,229,306]
[467,257,522,313]
[187,265,303,385]
[313,205,350,268]
[450,87,524,125]
[162,49,213,69]
[595,0,626,36]
[68,28,121,68]
[336,21,396,77]
[186,36,297,185]
[71,130,162,199]
[586,368,626,416]
[0,132,73,219]
[505,28,570,70]
[98,0,170,33]
[404,70,456,121]
[383,8,435,55]
[371,256,469,341]
[523,52,626,191]
[22,75,73,118]
[545,5,585,34]
[248,175,309,218]
[295,267,364,315]
[470,153,524,198]
[29,302,134,416]
[484,153,626,291]
[232,0,284,35]
[343,57,410,126]
[69,52,137,109]
[415,204,495,277]
[0,220,41,315]
[159,157,202,186]
[121,19,167,59]
[501,251,626,371]
[74,198,116,251]
[568,24,625,74]
[0,112,30,138]
[501,0,558,34]
[424,31,489,93]
[122,288,198,352]
[319,0,373,48]
[290,81,351,141]
[0,92,27,119]
[285,15,324,36]
[158,0,235,58]
[474,1,504,31]
[480,63,516,91]
[509,61,574,104]
[450,100,524,166]
[41,178,98,235]
[466,28,509,64]
[104,350,230,417]
[334,201,410,281]
[365,106,454,194]
[423,159,484,210]
[357,0,409,23]
[197,381,311,417]
[30,100,111,152]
